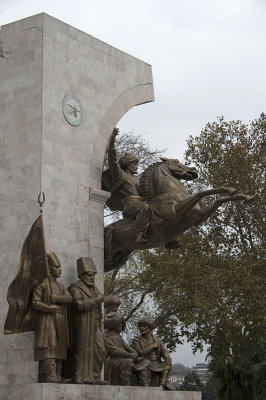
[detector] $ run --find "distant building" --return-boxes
[168,373,186,390]
[192,363,211,384]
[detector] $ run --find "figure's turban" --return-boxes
[119,152,139,170]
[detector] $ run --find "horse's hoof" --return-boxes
[228,188,238,196]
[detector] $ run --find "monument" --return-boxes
[103,130,253,271]
[0,13,201,400]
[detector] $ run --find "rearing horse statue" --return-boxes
[104,157,253,272]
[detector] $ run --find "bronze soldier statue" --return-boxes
[32,252,72,383]
[68,257,105,384]
[132,316,172,388]
[104,128,151,244]
[104,294,126,331]
[104,295,121,314]
[104,312,139,385]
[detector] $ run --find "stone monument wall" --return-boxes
[0,13,154,384]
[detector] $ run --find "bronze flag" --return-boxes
[4,215,48,334]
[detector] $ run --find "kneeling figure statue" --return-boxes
[104,312,139,385]
[132,316,172,388]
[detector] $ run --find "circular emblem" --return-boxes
[62,94,82,126]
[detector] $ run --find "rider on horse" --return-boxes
[106,128,151,244]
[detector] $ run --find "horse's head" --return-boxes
[160,157,198,181]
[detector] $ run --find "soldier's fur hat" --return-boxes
[104,295,121,308]
[137,316,156,330]
[104,312,123,330]
[77,257,97,277]
[47,252,60,268]
[119,152,139,170]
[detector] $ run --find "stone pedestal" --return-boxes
[0,13,154,385]
[0,384,201,400]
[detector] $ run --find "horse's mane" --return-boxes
[139,161,162,201]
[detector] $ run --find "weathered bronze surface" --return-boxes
[32,252,72,383]
[132,316,172,388]
[102,128,151,245]
[104,295,121,314]
[4,215,71,383]
[103,129,253,271]
[104,295,126,331]
[4,215,48,334]
[67,257,105,384]
[104,312,138,385]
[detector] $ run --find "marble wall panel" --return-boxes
[0,384,202,400]
[0,14,43,384]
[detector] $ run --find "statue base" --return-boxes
[0,383,201,399]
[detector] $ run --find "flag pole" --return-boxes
[38,192,59,340]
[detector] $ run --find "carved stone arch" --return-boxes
[89,83,155,187]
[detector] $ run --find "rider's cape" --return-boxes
[101,169,125,212]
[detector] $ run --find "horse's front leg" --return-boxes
[174,187,238,219]
[194,193,254,226]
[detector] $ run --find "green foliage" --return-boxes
[184,114,265,261]
[171,363,190,375]
[201,377,220,400]
[180,371,203,391]
[180,371,220,399]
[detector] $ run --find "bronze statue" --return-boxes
[104,312,139,385]
[68,257,105,384]
[104,295,126,331]
[102,128,151,244]
[4,215,48,334]
[103,138,254,271]
[104,295,121,313]
[132,316,172,388]
[32,252,72,383]
[4,213,71,383]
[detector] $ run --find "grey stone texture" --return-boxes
[0,384,201,400]
[0,13,154,384]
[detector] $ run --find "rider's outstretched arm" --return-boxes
[108,128,122,186]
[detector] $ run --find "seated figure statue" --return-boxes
[104,312,139,385]
[104,295,126,331]
[132,316,172,388]
[104,295,121,314]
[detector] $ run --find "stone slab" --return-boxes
[0,384,201,400]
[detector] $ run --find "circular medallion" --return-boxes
[62,94,83,126]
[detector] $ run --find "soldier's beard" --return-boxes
[81,276,95,287]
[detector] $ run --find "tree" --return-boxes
[181,371,220,399]
[180,371,203,391]
[201,377,220,400]
[171,363,190,375]
[183,114,265,400]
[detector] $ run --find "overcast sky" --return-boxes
[1,0,264,366]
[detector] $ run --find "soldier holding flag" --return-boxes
[32,252,72,383]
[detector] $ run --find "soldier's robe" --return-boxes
[104,329,135,384]
[68,280,105,383]
[32,277,71,361]
[132,334,172,385]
